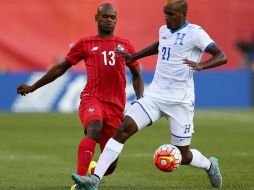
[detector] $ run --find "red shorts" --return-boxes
[78,96,124,151]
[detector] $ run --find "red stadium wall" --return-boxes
[0,0,253,71]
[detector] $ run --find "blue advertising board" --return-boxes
[0,70,252,112]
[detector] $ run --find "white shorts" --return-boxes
[125,96,195,146]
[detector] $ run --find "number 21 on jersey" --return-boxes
[162,47,170,61]
[102,51,115,66]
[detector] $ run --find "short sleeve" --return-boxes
[65,39,86,65]
[194,28,215,52]
[126,42,139,68]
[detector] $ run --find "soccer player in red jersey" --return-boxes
[16,3,144,188]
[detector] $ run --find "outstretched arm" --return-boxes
[128,65,144,99]
[116,41,159,64]
[183,44,227,71]
[130,41,159,62]
[17,60,72,96]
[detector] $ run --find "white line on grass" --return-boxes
[0,154,54,160]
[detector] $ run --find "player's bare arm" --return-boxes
[116,41,159,64]
[183,44,227,71]
[128,65,144,99]
[130,41,159,62]
[17,60,72,96]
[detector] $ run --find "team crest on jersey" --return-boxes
[88,108,95,113]
[174,33,186,45]
[116,44,124,51]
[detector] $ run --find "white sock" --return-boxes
[189,149,211,171]
[94,138,124,179]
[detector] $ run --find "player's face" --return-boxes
[164,4,185,31]
[96,9,117,34]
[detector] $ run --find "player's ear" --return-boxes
[95,14,98,22]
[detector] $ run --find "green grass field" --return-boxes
[0,110,254,190]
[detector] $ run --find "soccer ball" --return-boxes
[153,144,182,172]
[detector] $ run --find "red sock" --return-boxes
[77,138,96,176]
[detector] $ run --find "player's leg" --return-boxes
[99,135,119,176]
[77,121,102,176]
[98,125,120,176]
[167,102,222,188]
[98,102,123,176]
[169,117,209,167]
[76,97,104,176]
[72,116,138,190]
[175,145,222,188]
[89,116,140,182]
[92,97,162,180]
[72,96,161,189]
[98,131,119,176]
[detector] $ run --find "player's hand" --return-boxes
[114,49,134,64]
[16,84,35,96]
[183,58,203,71]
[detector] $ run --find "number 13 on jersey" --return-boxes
[102,51,115,66]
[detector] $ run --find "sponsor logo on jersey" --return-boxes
[91,46,99,51]
[161,36,167,40]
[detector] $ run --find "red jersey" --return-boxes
[66,36,139,110]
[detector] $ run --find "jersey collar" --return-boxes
[170,21,189,34]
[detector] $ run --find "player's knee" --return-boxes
[115,124,131,142]
[86,121,103,142]
[114,117,138,143]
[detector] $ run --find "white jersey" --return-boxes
[146,21,214,103]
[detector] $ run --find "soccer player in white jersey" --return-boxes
[72,0,227,189]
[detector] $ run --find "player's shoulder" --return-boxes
[187,23,205,31]
[159,25,168,32]
[72,36,95,45]
[80,36,98,42]
[113,36,132,46]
